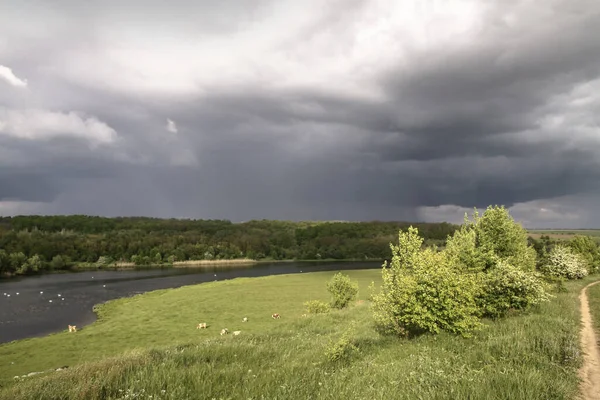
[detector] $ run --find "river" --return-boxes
[0,261,382,344]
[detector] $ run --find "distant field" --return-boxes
[528,230,600,241]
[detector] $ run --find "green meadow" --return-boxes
[0,269,595,400]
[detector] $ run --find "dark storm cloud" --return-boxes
[1,0,600,226]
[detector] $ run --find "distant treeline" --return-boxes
[0,216,459,276]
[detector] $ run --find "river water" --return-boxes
[0,261,382,344]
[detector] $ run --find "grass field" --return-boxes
[0,270,597,399]
[528,230,600,242]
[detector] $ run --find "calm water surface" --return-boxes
[0,261,381,344]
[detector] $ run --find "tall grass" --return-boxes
[586,282,600,333]
[0,271,595,399]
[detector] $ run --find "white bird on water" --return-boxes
[7,294,10,297]
[40,291,43,294]
[49,300,52,303]
[16,292,19,295]
[103,285,106,288]
[57,294,61,297]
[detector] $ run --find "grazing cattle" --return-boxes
[242,317,248,322]
[272,313,280,319]
[197,322,207,329]
[68,325,77,333]
[233,331,241,336]
[220,328,229,336]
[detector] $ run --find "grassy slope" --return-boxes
[0,271,597,400]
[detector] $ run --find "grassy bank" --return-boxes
[64,258,386,271]
[0,271,596,399]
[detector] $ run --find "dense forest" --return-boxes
[0,216,459,276]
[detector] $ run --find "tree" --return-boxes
[0,250,9,274]
[472,206,537,271]
[569,235,600,274]
[371,227,481,337]
[9,252,27,273]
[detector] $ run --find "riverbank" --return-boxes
[1,258,386,279]
[0,271,594,399]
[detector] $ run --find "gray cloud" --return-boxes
[1,0,600,227]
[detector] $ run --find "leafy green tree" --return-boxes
[9,252,27,273]
[371,227,481,337]
[569,235,600,274]
[0,249,9,274]
[470,206,537,271]
[327,272,359,309]
[17,254,42,275]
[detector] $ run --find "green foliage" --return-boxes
[470,206,537,271]
[324,323,359,363]
[304,300,331,314]
[478,261,551,319]
[568,235,600,273]
[372,228,481,337]
[0,216,459,274]
[9,252,27,273]
[0,249,9,274]
[96,256,114,268]
[326,272,359,309]
[16,255,42,275]
[444,220,487,273]
[541,245,588,280]
[50,255,66,270]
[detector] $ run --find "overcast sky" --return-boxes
[1,0,600,228]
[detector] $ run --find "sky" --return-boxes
[1,0,600,228]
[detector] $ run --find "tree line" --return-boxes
[0,216,459,276]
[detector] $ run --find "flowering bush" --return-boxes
[541,245,588,279]
[479,261,551,319]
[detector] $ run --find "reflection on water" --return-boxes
[0,261,381,344]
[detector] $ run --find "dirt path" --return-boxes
[578,281,600,399]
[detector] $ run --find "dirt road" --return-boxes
[578,281,600,399]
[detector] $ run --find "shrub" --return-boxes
[479,261,551,319]
[325,324,359,363]
[326,272,359,309]
[304,300,331,314]
[50,255,66,270]
[96,256,114,268]
[541,245,588,279]
[371,228,482,337]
